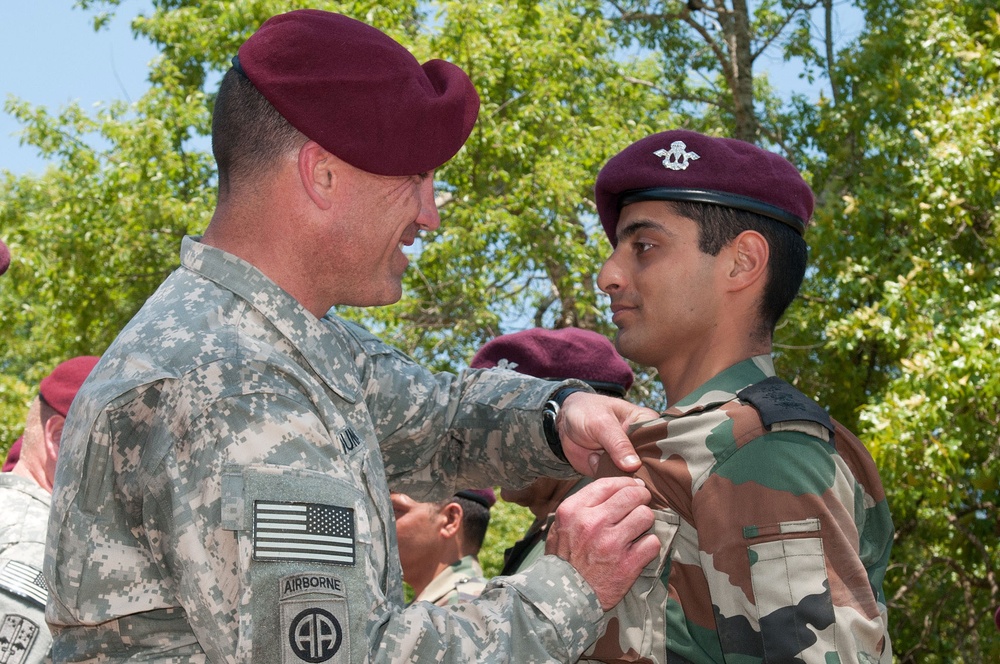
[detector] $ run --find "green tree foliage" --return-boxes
[0,80,216,445]
[795,1,1000,660]
[605,0,830,147]
[479,496,535,578]
[1,2,997,661]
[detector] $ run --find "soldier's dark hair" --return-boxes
[449,495,491,553]
[670,201,808,339]
[211,67,305,194]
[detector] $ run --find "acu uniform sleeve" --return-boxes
[347,326,583,501]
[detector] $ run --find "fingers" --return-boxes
[559,393,652,475]
[589,425,641,474]
[544,477,660,610]
[565,476,649,510]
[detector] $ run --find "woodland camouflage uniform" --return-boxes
[588,356,893,664]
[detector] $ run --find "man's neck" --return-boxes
[658,344,771,407]
[11,461,51,494]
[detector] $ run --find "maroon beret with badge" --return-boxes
[470,327,634,397]
[595,129,814,245]
[0,238,10,276]
[236,9,480,177]
[39,356,100,417]
[455,488,497,509]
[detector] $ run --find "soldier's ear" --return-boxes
[725,230,768,292]
[44,413,65,450]
[438,502,463,539]
[298,140,337,211]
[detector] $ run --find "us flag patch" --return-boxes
[0,560,48,608]
[253,501,356,565]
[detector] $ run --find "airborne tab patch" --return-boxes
[279,574,350,664]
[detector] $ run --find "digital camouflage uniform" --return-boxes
[588,356,893,664]
[0,473,53,664]
[45,237,605,664]
[413,556,488,607]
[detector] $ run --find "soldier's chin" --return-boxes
[612,331,645,366]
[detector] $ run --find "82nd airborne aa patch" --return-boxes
[280,573,350,664]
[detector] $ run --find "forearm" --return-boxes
[376,556,603,662]
[371,353,587,499]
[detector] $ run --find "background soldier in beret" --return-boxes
[391,488,495,606]
[45,10,661,664]
[0,238,9,276]
[588,129,894,663]
[0,355,99,664]
[461,327,636,577]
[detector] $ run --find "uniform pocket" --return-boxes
[747,521,835,661]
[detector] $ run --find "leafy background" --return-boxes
[1,1,997,660]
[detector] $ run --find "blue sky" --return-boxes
[1,0,157,175]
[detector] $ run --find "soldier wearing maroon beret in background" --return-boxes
[391,487,496,606]
[462,327,636,577]
[0,237,10,277]
[585,129,894,663]
[0,356,99,664]
[45,9,662,664]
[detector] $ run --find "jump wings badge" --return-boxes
[654,141,700,171]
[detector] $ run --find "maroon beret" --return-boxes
[470,327,634,396]
[236,9,480,177]
[0,238,9,276]
[2,437,22,472]
[595,129,813,245]
[455,488,496,509]
[39,356,100,417]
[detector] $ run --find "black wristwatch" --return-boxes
[543,387,585,463]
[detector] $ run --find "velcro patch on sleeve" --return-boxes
[280,573,350,664]
[0,613,40,664]
[253,501,355,565]
[0,560,48,608]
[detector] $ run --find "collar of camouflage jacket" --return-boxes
[180,236,361,404]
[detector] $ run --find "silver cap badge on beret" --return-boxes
[654,141,700,171]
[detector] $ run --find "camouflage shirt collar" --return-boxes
[415,555,485,605]
[0,472,52,508]
[667,355,776,416]
[180,236,360,403]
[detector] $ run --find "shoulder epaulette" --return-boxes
[737,375,833,435]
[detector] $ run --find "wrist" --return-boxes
[543,387,585,463]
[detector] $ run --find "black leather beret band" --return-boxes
[619,187,807,235]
